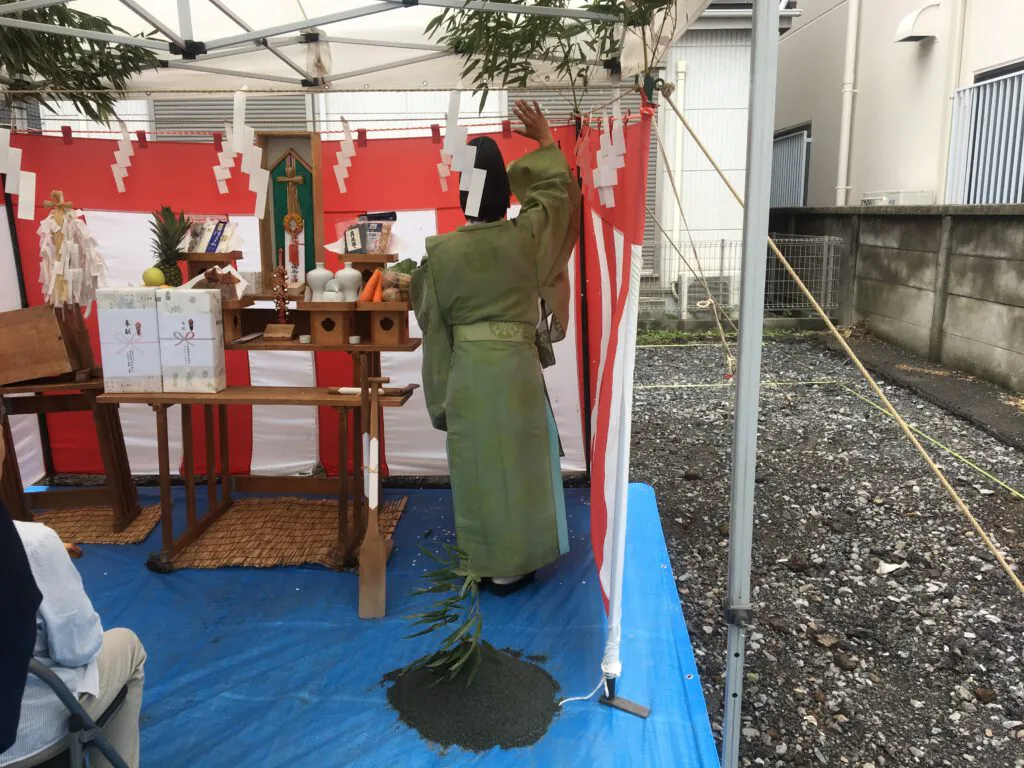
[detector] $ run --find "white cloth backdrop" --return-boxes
[0,202,45,485]
[380,210,449,475]
[248,350,319,475]
[5,208,585,477]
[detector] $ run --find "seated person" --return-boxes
[0,435,42,755]
[1,521,147,768]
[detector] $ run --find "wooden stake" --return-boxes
[358,375,390,619]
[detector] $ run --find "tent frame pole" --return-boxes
[177,0,193,41]
[721,1,779,766]
[119,0,187,49]
[322,52,453,83]
[0,0,72,16]
[203,5,400,51]
[164,61,304,85]
[574,116,593,475]
[0,15,171,50]
[206,0,315,81]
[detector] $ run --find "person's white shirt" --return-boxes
[1,522,103,765]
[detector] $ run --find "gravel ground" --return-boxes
[631,339,1024,768]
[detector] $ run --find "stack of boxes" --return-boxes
[97,288,226,394]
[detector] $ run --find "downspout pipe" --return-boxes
[835,0,861,206]
[936,0,967,203]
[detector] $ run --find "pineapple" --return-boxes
[149,206,191,287]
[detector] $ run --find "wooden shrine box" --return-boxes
[298,302,357,345]
[357,303,410,347]
[221,296,255,343]
[0,305,94,386]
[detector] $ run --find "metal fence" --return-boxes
[946,68,1024,205]
[771,130,810,207]
[639,234,842,320]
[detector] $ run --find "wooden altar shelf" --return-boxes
[226,338,421,353]
[295,300,412,347]
[99,378,417,619]
[297,300,357,345]
[98,384,416,408]
[181,251,242,280]
[221,296,255,343]
[356,302,411,346]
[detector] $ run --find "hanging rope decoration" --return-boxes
[224,89,270,219]
[0,128,36,220]
[110,119,133,193]
[441,90,486,217]
[592,96,627,209]
[333,117,356,194]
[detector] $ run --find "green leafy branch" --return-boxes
[424,0,677,112]
[0,1,159,123]
[403,543,484,686]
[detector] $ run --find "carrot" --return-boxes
[359,269,380,303]
[372,274,384,302]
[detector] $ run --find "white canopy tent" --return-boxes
[0,2,777,765]
[0,0,712,94]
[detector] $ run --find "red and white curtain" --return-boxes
[3,129,587,480]
[578,108,653,678]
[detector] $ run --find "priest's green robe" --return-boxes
[411,144,581,578]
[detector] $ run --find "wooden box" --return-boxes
[0,305,94,386]
[357,302,410,347]
[298,302,357,346]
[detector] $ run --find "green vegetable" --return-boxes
[391,258,417,275]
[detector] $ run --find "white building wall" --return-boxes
[776,0,1024,207]
[775,1,848,206]
[960,0,1024,85]
[656,28,751,308]
[846,0,953,205]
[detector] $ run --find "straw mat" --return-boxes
[34,504,162,545]
[170,495,407,570]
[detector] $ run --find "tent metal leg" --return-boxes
[721,0,779,766]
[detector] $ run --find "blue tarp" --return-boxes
[39,484,717,767]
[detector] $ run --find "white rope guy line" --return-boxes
[637,380,838,390]
[661,89,1024,598]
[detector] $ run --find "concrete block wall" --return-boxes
[770,205,1024,392]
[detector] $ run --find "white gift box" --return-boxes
[156,288,226,393]
[96,288,163,393]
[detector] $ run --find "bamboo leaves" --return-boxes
[0,3,159,123]
[423,0,676,112]
[403,544,485,687]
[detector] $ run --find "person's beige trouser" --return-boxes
[79,628,146,768]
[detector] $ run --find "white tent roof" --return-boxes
[0,0,711,94]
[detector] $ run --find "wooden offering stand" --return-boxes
[113,268,421,618]
[181,251,242,281]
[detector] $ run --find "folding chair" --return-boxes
[5,660,129,768]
